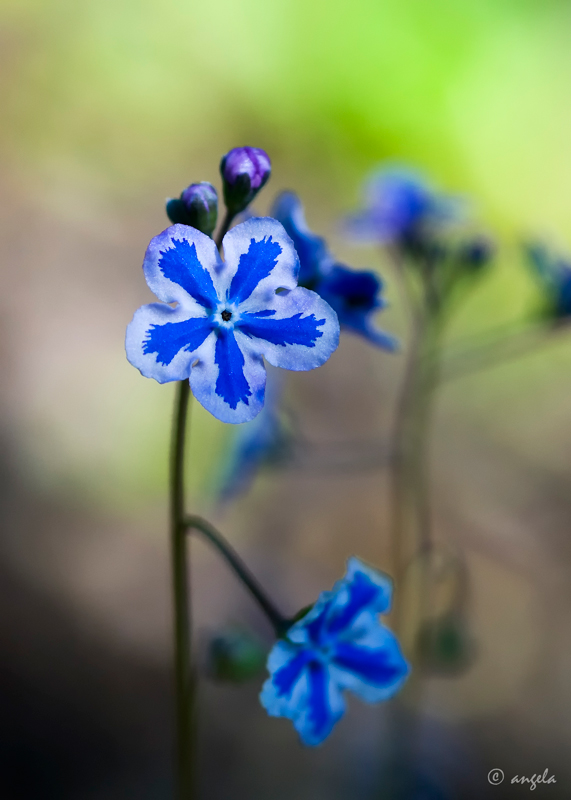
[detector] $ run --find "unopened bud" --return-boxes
[220,146,271,213]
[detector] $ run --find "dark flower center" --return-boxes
[221,309,232,322]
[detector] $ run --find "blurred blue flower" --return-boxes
[260,557,409,746]
[217,373,292,501]
[344,167,458,247]
[126,218,340,424]
[272,191,397,350]
[526,243,571,319]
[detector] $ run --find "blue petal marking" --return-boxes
[274,650,314,697]
[239,312,325,348]
[143,317,212,366]
[214,329,253,409]
[333,643,405,686]
[228,236,282,305]
[306,662,331,740]
[326,573,378,635]
[158,239,218,309]
[305,606,330,645]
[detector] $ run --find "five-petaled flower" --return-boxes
[125,218,340,424]
[272,192,397,350]
[260,557,409,746]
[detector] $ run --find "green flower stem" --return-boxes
[185,515,291,637]
[170,379,194,800]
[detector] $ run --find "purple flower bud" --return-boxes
[166,181,218,236]
[220,146,271,213]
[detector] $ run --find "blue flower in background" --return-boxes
[260,557,409,746]
[217,373,291,501]
[526,243,571,320]
[272,192,397,350]
[344,167,458,247]
[126,218,340,424]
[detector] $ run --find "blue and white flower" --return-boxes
[272,192,397,350]
[260,557,410,746]
[126,218,340,424]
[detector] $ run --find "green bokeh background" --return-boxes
[3,0,571,511]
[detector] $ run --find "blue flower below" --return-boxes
[260,557,410,745]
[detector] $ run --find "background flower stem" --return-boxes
[170,379,194,800]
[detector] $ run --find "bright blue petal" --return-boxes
[214,329,253,410]
[220,217,301,305]
[239,310,325,348]
[143,316,213,366]
[326,572,380,636]
[273,650,315,697]
[316,266,398,351]
[228,236,283,305]
[188,329,267,423]
[293,663,345,746]
[331,624,410,703]
[271,191,333,287]
[126,303,214,384]
[239,287,339,372]
[333,642,406,686]
[142,224,223,307]
[157,238,218,309]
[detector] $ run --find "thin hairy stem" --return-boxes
[185,515,291,637]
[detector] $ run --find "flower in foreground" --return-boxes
[260,557,409,745]
[125,218,340,423]
[525,242,571,320]
[272,191,397,350]
[344,166,458,248]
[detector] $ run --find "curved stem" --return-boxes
[170,380,194,800]
[185,514,291,637]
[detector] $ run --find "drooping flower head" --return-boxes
[220,147,272,214]
[260,557,409,746]
[344,167,458,250]
[125,218,339,424]
[166,182,218,236]
[272,191,397,351]
[525,242,571,320]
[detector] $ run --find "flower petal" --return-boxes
[220,217,300,304]
[271,191,334,287]
[316,266,398,351]
[143,224,223,308]
[125,303,213,383]
[237,287,340,371]
[292,662,345,746]
[331,628,409,703]
[188,329,266,424]
[260,647,345,747]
